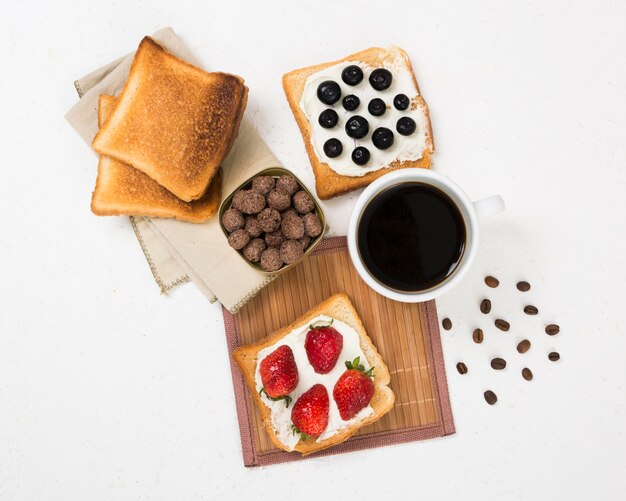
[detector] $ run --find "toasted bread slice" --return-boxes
[91,95,222,223]
[233,293,394,455]
[283,46,434,200]
[92,36,247,202]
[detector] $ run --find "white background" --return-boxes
[1,1,625,499]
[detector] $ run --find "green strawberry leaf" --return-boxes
[343,360,375,378]
[309,318,334,330]
[259,388,292,408]
[291,424,310,441]
[346,356,360,370]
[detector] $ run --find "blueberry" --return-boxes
[396,117,417,136]
[342,94,360,111]
[372,127,394,150]
[318,109,338,128]
[341,65,364,86]
[369,68,393,91]
[351,147,371,166]
[317,80,341,105]
[345,115,369,139]
[368,98,386,117]
[323,138,343,158]
[393,94,410,110]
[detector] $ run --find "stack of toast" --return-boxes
[91,37,248,223]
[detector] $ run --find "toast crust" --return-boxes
[92,37,247,202]
[283,47,434,200]
[91,95,222,223]
[232,293,395,455]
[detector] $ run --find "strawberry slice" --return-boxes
[333,357,375,420]
[291,384,329,439]
[305,319,343,374]
[258,345,298,407]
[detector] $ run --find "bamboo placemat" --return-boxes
[223,236,455,466]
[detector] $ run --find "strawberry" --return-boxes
[333,357,375,420]
[258,345,298,407]
[290,384,329,439]
[305,319,343,374]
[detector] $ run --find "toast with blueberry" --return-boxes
[283,46,434,200]
[92,37,247,202]
[91,95,223,222]
[232,293,395,455]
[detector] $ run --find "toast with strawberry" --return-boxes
[232,293,394,455]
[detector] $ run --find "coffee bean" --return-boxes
[456,362,468,375]
[517,339,531,353]
[491,357,507,370]
[442,318,452,330]
[485,276,499,288]
[494,319,510,331]
[516,281,531,291]
[548,351,560,362]
[484,390,498,405]
[480,299,491,314]
[522,368,533,381]
[472,328,484,344]
[524,305,539,315]
[545,324,560,336]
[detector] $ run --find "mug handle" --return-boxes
[473,195,505,218]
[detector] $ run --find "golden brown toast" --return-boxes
[92,37,247,202]
[91,95,222,223]
[233,293,395,455]
[283,46,434,200]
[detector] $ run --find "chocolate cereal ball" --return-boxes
[251,175,275,196]
[265,230,284,248]
[257,208,281,233]
[238,190,266,215]
[293,190,315,214]
[276,174,299,196]
[227,229,250,250]
[280,239,304,264]
[302,213,323,237]
[298,235,312,250]
[222,208,244,233]
[260,247,283,272]
[243,238,266,263]
[267,189,291,211]
[245,216,263,238]
[281,208,297,219]
[230,190,247,211]
[281,212,305,239]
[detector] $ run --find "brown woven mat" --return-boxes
[223,236,455,466]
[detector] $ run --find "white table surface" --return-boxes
[2,1,625,499]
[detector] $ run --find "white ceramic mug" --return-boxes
[347,169,505,302]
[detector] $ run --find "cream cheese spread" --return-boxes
[254,315,374,451]
[299,46,428,177]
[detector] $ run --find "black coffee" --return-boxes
[357,183,466,292]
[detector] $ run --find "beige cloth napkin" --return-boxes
[65,27,278,312]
